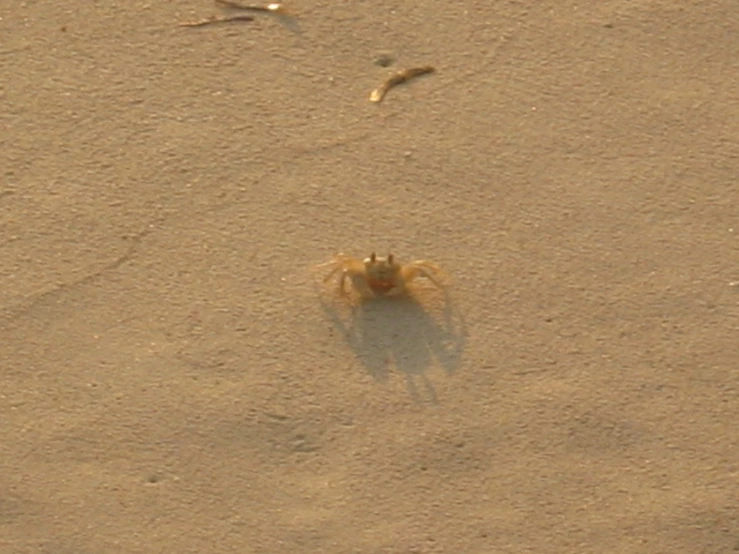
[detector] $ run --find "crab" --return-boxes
[317,252,447,299]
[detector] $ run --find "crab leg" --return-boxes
[402,264,445,289]
[320,263,342,283]
[416,268,445,289]
[349,272,376,298]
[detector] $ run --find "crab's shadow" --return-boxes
[318,287,467,402]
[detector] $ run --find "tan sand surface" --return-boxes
[1,0,738,552]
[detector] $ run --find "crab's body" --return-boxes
[318,252,446,299]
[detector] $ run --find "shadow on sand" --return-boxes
[317,286,467,402]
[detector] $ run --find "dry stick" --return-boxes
[214,0,288,14]
[370,66,436,103]
[179,14,254,27]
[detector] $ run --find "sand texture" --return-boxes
[2,0,738,552]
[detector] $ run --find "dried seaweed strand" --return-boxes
[370,66,435,103]
[214,0,288,14]
[179,14,254,27]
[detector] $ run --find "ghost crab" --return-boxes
[317,252,447,299]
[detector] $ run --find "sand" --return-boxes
[1,0,737,552]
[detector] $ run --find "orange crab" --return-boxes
[317,252,446,299]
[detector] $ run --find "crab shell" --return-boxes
[367,278,395,293]
[363,253,399,294]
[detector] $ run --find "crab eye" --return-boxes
[387,253,394,264]
[370,252,376,262]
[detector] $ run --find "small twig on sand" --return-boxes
[179,14,254,27]
[370,66,436,103]
[214,0,290,15]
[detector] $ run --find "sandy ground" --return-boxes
[2,0,738,552]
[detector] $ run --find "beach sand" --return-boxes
[1,0,737,552]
